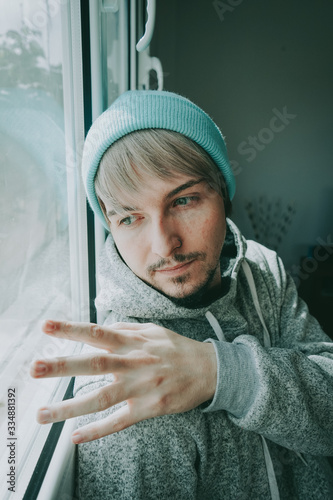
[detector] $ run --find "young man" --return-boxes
[31,91,333,499]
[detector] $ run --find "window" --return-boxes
[0,1,89,497]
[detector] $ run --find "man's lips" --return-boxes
[154,260,196,274]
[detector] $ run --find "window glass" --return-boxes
[0,2,85,495]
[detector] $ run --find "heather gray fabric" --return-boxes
[74,219,333,499]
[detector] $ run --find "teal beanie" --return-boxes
[82,90,235,229]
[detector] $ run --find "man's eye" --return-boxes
[119,216,135,226]
[174,196,198,207]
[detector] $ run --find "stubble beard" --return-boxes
[146,254,222,309]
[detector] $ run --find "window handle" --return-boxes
[136,0,156,52]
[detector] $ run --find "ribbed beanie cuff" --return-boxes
[82,90,236,229]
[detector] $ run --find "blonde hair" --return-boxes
[95,129,231,221]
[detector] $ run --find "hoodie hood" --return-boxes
[95,219,247,320]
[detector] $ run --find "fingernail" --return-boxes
[34,362,48,376]
[43,321,56,333]
[72,431,83,444]
[38,409,51,424]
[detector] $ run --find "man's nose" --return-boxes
[150,217,182,258]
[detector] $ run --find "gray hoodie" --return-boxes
[74,219,333,499]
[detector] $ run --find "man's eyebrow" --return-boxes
[107,178,205,218]
[107,206,136,218]
[165,178,205,200]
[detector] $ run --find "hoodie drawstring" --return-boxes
[204,260,280,500]
[242,260,280,500]
[205,310,226,341]
[242,260,271,349]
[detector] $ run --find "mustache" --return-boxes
[147,252,206,273]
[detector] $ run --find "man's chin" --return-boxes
[152,274,222,309]
[164,285,222,309]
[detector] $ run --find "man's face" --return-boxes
[104,171,227,304]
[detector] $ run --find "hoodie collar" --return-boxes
[95,218,247,320]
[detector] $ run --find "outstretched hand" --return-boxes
[30,320,217,443]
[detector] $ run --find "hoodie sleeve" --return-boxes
[203,251,333,456]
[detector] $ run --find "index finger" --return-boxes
[42,320,141,351]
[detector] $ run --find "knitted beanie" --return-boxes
[82,90,235,229]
